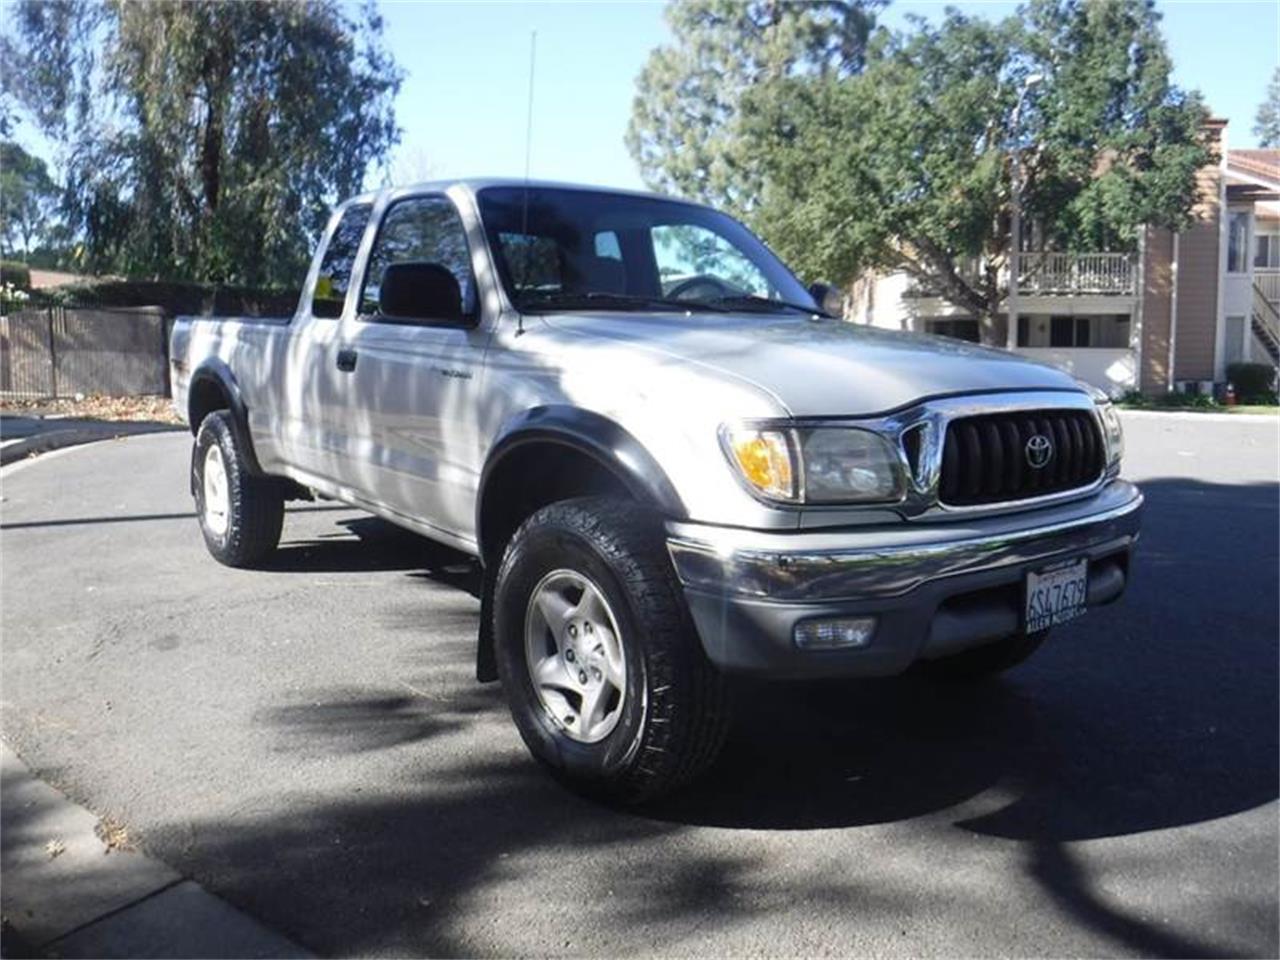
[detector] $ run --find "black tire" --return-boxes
[494,496,730,804]
[192,411,284,567]
[918,629,1049,681]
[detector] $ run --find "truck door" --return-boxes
[332,192,490,549]
[271,200,373,486]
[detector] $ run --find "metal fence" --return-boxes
[0,305,172,399]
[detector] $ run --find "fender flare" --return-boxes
[473,406,687,683]
[188,358,265,477]
[475,405,687,560]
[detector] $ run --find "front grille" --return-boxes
[938,409,1104,506]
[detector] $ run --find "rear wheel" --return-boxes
[918,630,1049,681]
[192,411,284,567]
[494,496,730,804]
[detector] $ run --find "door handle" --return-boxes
[336,348,358,373]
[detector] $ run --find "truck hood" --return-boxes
[540,311,1087,416]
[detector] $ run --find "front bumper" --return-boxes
[667,480,1143,679]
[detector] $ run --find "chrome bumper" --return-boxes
[666,480,1142,678]
[668,480,1142,603]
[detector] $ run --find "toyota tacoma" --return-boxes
[170,180,1142,802]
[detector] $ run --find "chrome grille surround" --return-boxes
[742,390,1117,521]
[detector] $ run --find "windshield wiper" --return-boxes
[516,291,730,313]
[694,294,828,317]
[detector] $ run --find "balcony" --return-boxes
[1256,269,1280,304]
[903,252,1136,299]
[1016,252,1136,296]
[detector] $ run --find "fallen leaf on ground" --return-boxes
[95,816,133,853]
[0,394,182,425]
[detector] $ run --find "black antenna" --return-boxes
[517,30,537,336]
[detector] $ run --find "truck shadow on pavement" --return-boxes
[265,515,483,596]
[161,477,1276,958]
[657,477,1278,842]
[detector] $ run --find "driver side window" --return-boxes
[360,196,476,318]
[650,224,772,298]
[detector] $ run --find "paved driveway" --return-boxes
[2,413,1277,957]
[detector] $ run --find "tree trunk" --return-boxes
[978,307,1005,347]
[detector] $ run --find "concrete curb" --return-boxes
[0,744,310,959]
[1117,407,1279,424]
[0,421,184,467]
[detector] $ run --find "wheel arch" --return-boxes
[473,406,687,682]
[187,359,264,477]
[476,406,686,566]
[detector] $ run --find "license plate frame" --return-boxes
[1024,557,1089,633]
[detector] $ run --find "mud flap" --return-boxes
[475,559,500,683]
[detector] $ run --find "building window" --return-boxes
[1049,316,1091,347]
[1076,317,1091,347]
[1020,314,1129,348]
[1255,229,1280,270]
[1225,316,1246,366]
[926,318,980,342]
[1227,211,1250,273]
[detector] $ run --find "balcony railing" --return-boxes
[903,251,1136,299]
[1256,269,1280,304]
[1016,252,1136,296]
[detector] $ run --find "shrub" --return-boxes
[0,260,31,290]
[1226,363,1278,404]
[49,280,301,318]
[1117,390,1220,410]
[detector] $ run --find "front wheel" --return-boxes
[192,411,284,567]
[494,497,730,804]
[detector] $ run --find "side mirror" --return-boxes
[378,261,465,323]
[808,281,844,318]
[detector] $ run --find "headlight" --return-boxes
[721,424,903,504]
[1098,402,1123,468]
[797,428,903,502]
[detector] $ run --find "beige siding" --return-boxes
[1141,227,1174,392]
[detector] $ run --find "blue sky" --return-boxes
[6,1,1277,192]
[378,0,1278,191]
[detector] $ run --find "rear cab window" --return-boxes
[310,203,372,319]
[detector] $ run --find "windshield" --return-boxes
[475,186,819,315]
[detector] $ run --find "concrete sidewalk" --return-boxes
[0,415,183,466]
[0,744,308,959]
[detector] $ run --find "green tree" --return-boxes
[640,0,1211,344]
[753,1,1211,342]
[1255,67,1280,147]
[626,0,884,216]
[0,141,59,257]
[2,0,402,286]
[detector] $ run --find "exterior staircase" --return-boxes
[1252,283,1280,365]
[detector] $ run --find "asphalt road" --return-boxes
[2,413,1277,957]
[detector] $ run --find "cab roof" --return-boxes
[342,178,691,210]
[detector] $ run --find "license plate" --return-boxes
[1024,558,1088,632]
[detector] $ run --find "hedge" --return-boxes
[44,280,301,318]
[1226,363,1279,403]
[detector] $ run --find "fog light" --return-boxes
[794,616,876,650]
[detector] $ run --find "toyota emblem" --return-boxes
[1025,434,1053,469]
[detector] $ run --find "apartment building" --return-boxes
[849,120,1280,396]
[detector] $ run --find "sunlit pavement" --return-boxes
[1,414,1276,957]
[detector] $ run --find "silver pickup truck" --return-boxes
[171,179,1141,802]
